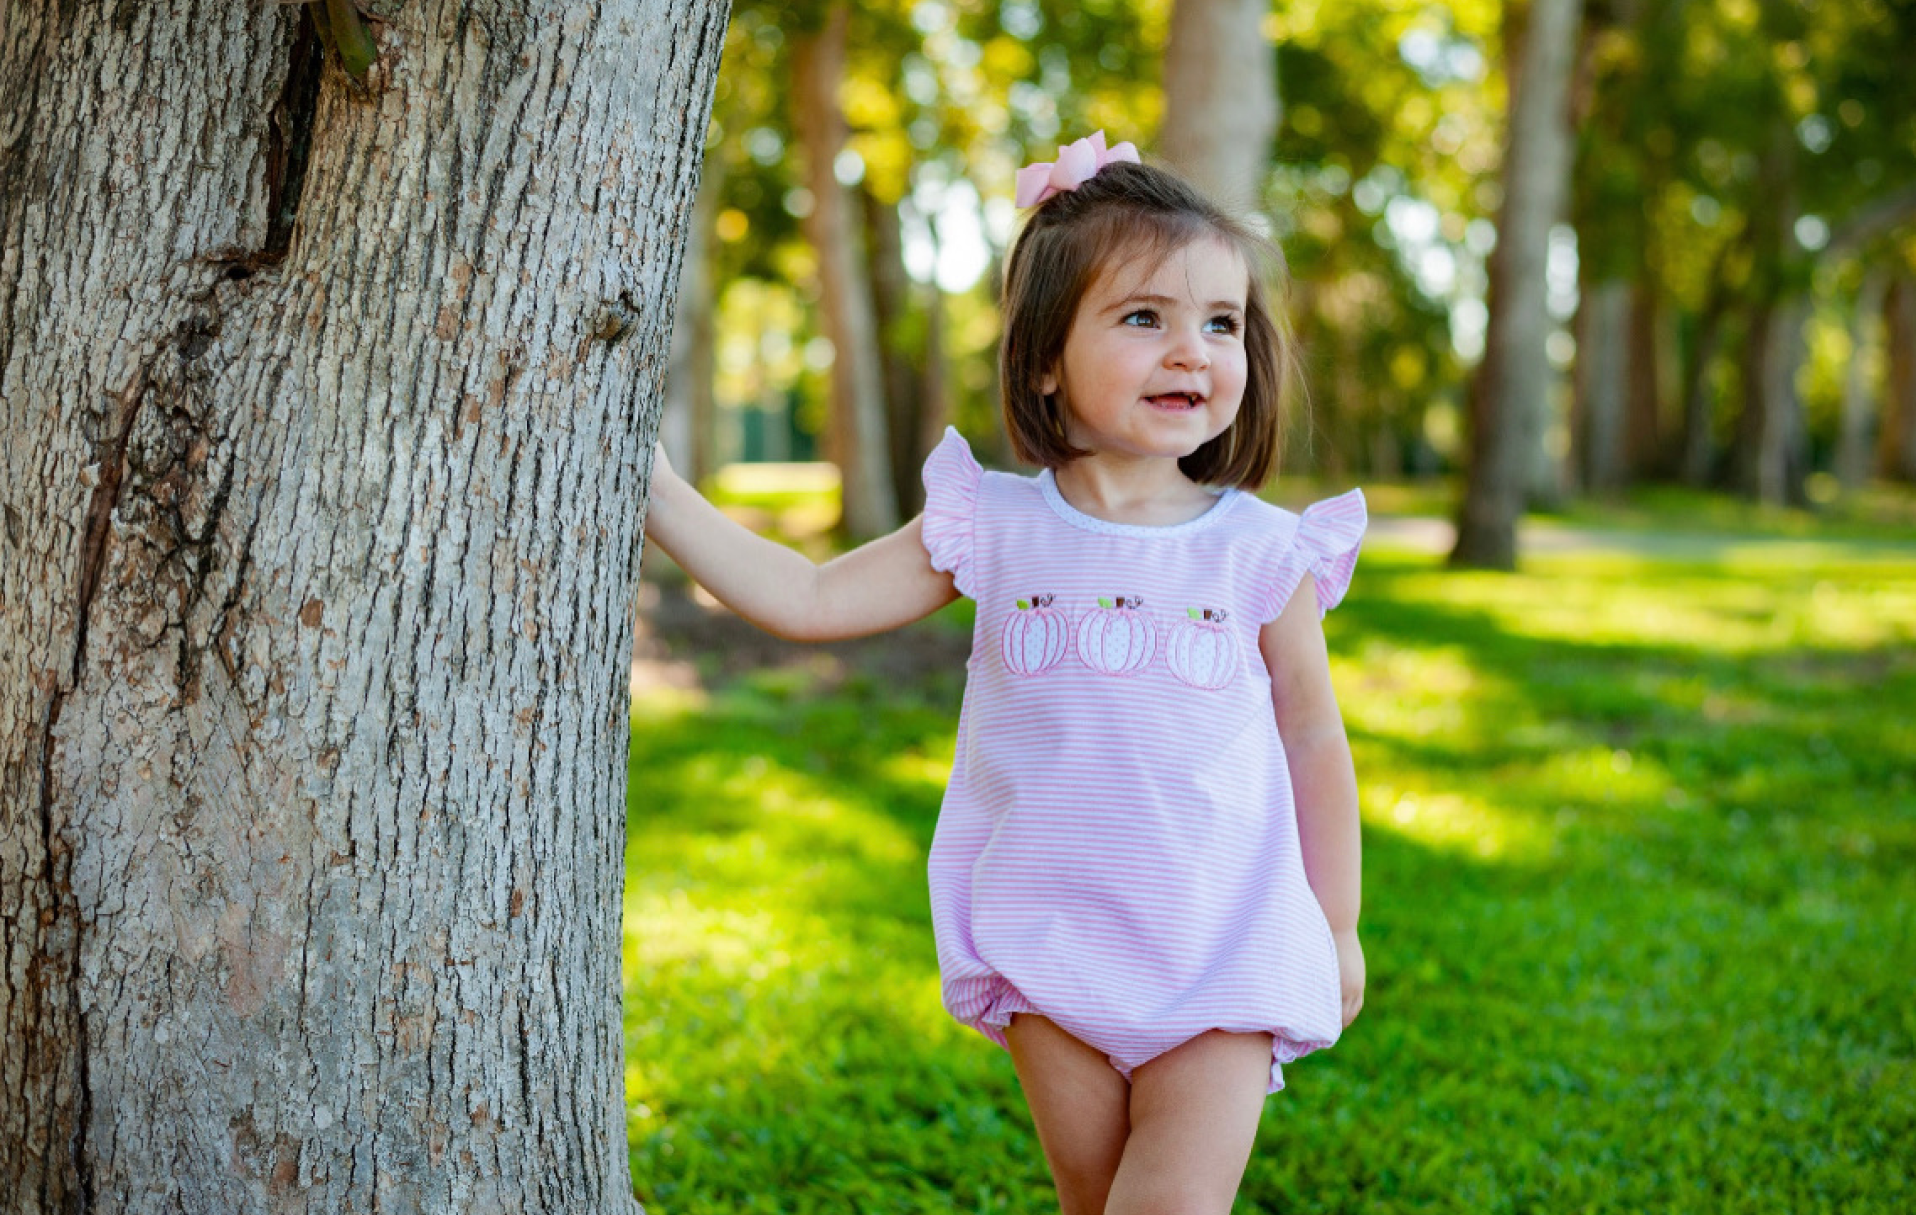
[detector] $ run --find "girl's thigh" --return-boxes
[1105,1029,1273,1215]
[1003,1013,1130,1213]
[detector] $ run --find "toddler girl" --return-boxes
[644,131,1367,1215]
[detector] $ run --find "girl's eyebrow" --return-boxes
[1106,293,1245,313]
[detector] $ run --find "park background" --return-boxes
[622,0,1916,1211]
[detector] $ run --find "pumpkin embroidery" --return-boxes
[1076,595,1158,676]
[1166,607,1239,690]
[1001,594,1070,675]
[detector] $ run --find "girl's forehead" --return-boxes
[1090,236,1249,303]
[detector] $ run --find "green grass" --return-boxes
[621,533,1916,1213]
[1266,474,1916,544]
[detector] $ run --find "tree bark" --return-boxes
[1739,295,1808,502]
[1836,269,1887,490]
[1881,274,1916,483]
[1451,0,1585,569]
[0,3,728,1211]
[918,235,951,484]
[1158,0,1279,209]
[884,203,951,517]
[864,188,925,520]
[1729,122,1804,506]
[1679,238,1740,487]
[1733,291,1812,506]
[1625,277,1672,479]
[1572,277,1631,494]
[790,3,899,539]
[1770,295,1811,506]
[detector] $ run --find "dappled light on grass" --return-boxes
[1364,786,1561,865]
[623,541,1915,1212]
[1367,550,1916,654]
[1338,637,1478,741]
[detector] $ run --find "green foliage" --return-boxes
[1269,0,1485,478]
[1577,0,1916,292]
[623,526,1915,1211]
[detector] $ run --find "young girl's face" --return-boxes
[1041,235,1249,467]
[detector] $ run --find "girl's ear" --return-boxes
[1040,365,1059,396]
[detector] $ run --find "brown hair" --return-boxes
[999,159,1297,489]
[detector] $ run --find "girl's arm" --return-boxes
[1261,575,1366,1026]
[642,445,961,642]
[1259,575,1362,934]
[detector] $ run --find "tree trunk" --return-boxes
[1729,119,1805,506]
[1836,269,1887,490]
[979,244,1021,470]
[1819,192,1916,480]
[1526,376,1573,510]
[1626,277,1674,480]
[1679,246,1738,487]
[663,155,726,488]
[1881,274,1916,483]
[1572,277,1631,494]
[918,235,951,480]
[1159,0,1279,209]
[1773,294,1811,506]
[1735,293,1810,505]
[790,3,899,539]
[864,189,925,520]
[1451,0,1585,569]
[0,4,727,1212]
[1368,422,1403,480]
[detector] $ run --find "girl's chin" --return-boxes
[1066,411,1236,458]
[1139,410,1225,444]
[1081,432,1221,463]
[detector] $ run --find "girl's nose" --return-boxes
[1166,327,1210,371]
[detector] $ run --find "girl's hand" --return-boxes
[1332,927,1365,1028]
[651,439,678,484]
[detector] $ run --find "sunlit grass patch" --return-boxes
[1557,478,1916,541]
[1366,784,1561,864]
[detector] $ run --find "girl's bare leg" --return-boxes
[1003,1013,1131,1215]
[1103,1030,1273,1215]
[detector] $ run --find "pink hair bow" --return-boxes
[1014,130,1141,208]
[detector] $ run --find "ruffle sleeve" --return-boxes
[1255,488,1368,623]
[920,425,983,598]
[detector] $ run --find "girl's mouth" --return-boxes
[1146,392,1203,411]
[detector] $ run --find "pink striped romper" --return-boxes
[918,427,1367,1095]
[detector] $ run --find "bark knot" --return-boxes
[587,291,643,347]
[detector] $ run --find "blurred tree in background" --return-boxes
[1572,0,1916,508]
[660,0,1916,551]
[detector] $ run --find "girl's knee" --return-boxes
[1106,1098,1257,1215]
[1053,1172,1117,1215]
[1105,1191,1233,1215]
[1038,1131,1124,1215]
[1104,1179,1239,1215]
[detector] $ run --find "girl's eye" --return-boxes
[1121,309,1241,334]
